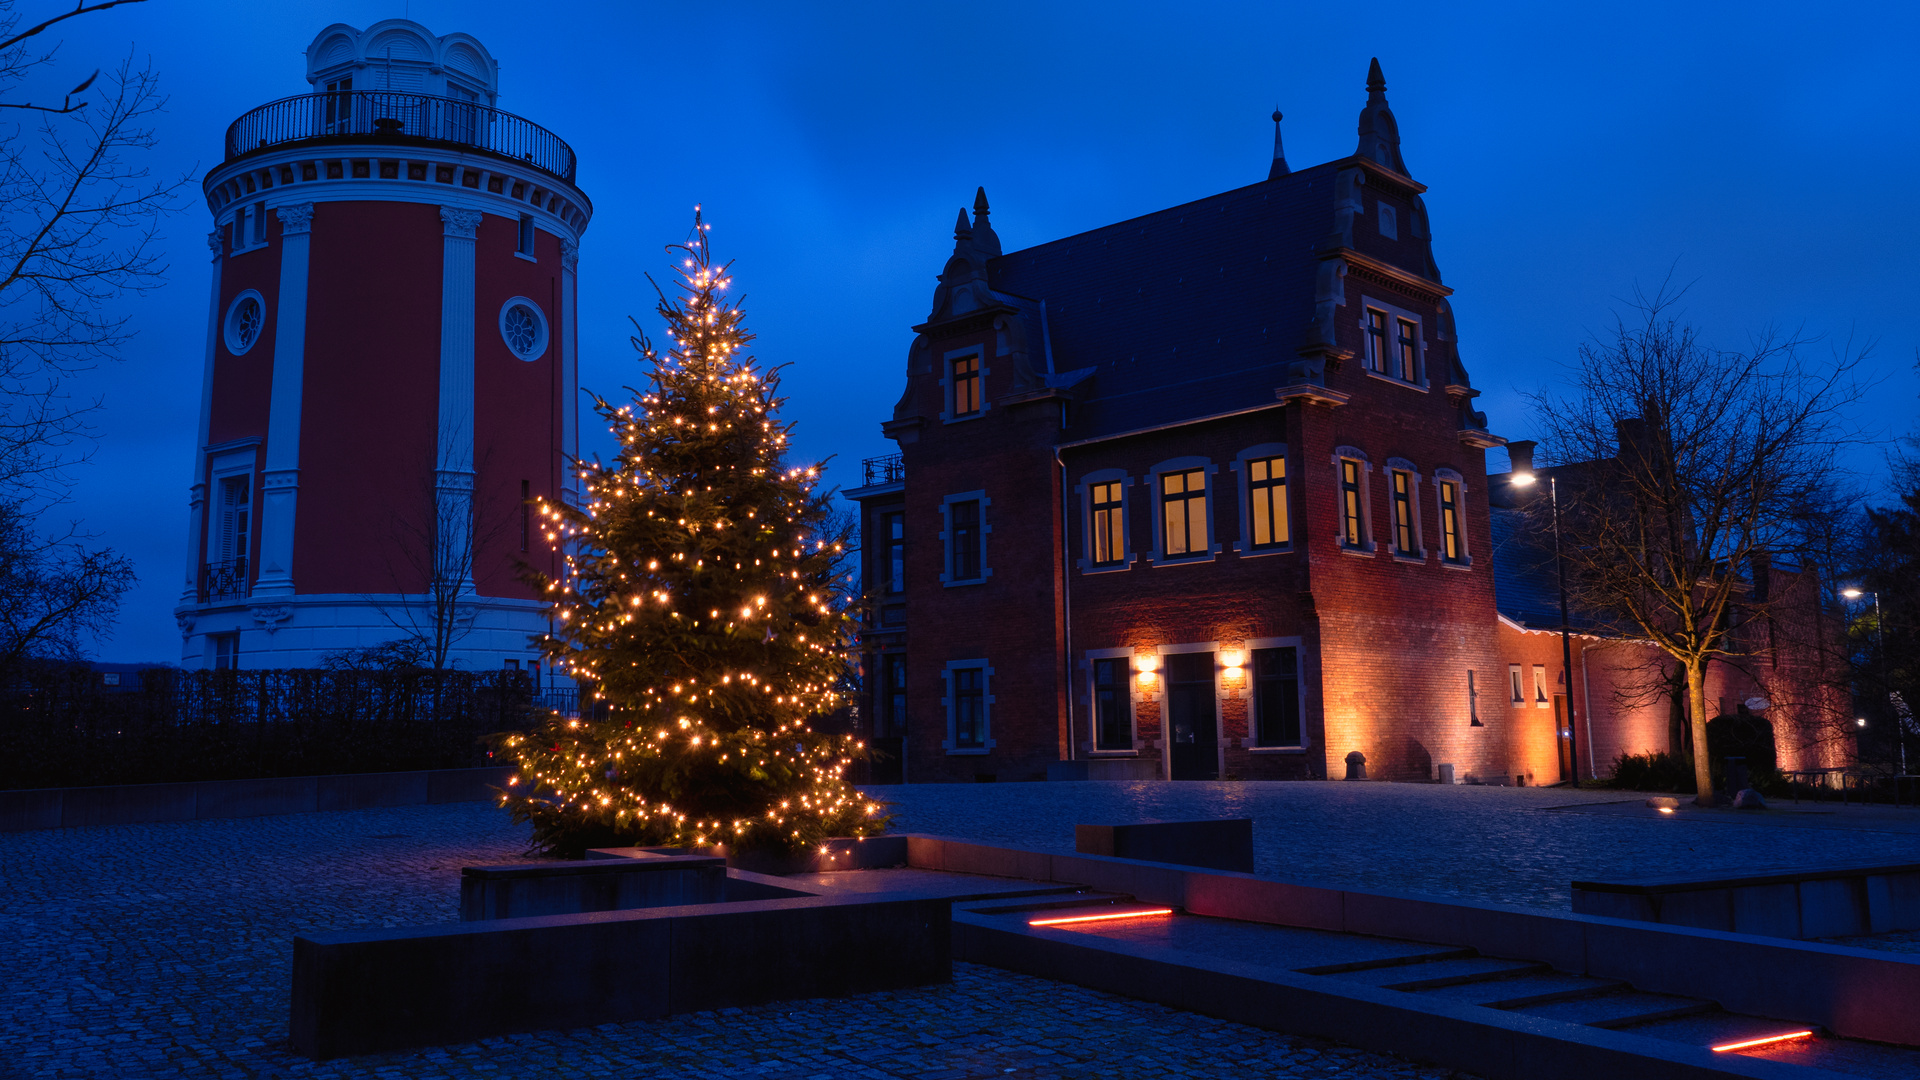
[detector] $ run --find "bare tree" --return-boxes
[1527,285,1866,805]
[0,1,180,666]
[365,446,519,672]
[2,0,183,507]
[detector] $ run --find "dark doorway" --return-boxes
[1167,651,1218,780]
[1553,695,1572,782]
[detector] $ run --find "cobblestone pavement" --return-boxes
[0,800,1473,1079]
[9,781,1917,1078]
[867,780,1920,910]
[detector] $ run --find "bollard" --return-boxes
[1344,750,1367,781]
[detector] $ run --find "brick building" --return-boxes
[846,61,1846,785]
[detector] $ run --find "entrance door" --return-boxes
[1167,651,1218,780]
[1553,695,1572,782]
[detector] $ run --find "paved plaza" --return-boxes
[6,781,1919,1078]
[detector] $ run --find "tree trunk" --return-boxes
[1687,659,1714,806]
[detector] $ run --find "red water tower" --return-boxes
[173,19,589,673]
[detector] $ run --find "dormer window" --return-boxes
[951,354,981,417]
[1360,299,1426,388]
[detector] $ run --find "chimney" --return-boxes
[1506,440,1536,478]
[1615,417,1646,463]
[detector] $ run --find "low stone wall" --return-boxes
[290,892,952,1059]
[460,853,728,920]
[904,834,1920,1048]
[1074,818,1254,873]
[0,766,512,832]
[1572,862,1920,939]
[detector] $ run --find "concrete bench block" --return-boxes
[426,766,512,803]
[1047,852,1192,909]
[60,782,196,828]
[1182,872,1344,932]
[1656,887,1733,933]
[315,771,430,811]
[0,788,63,832]
[291,893,951,1059]
[1798,877,1868,939]
[195,776,319,820]
[459,855,727,920]
[1075,818,1253,873]
[1730,882,1800,939]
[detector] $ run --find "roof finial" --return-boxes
[1268,107,1290,179]
[1354,57,1409,176]
[970,186,1001,257]
[953,206,972,240]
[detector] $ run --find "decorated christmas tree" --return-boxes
[496,211,885,856]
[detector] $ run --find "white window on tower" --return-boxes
[218,475,251,568]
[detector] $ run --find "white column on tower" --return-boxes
[252,202,315,600]
[436,206,482,595]
[180,230,224,606]
[560,239,580,508]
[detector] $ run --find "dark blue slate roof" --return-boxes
[987,163,1337,439]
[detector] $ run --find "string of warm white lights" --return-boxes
[493,208,888,855]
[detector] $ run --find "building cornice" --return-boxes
[202,142,591,239]
[1327,248,1452,304]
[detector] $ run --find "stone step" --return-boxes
[1294,947,1477,976]
[962,892,1135,916]
[1513,990,1715,1029]
[1422,973,1626,1009]
[1325,955,1537,988]
[1377,960,1550,991]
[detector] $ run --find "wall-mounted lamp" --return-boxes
[1223,666,1245,681]
[1857,717,1868,728]
[1218,649,1246,669]
[1134,653,1159,671]
[1136,669,1158,689]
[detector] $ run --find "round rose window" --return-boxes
[498,297,549,361]
[224,291,265,356]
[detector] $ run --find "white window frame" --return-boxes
[1076,469,1136,574]
[1083,646,1140,755]
[1534,664,1551,709]
[1332,446,1376,555]
[229,200,270,256]
[499,296,550,361]
[1384,457,1426,563]
[940,345,988,423]
[1244,635,1309,753]
[515,213,538,261]
[1230,443,1292,557]
[223,289,267,357]
[1358,295,1429,390]
[938,490,991,586]
[1148,456,1220,566]
[942,659,994,755]
[1432,468,1473,569]
[1509,663,1526,707]
[207,444,258,569]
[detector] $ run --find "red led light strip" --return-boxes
[1711,1030,1813,1052]
[1028,908,1174,927]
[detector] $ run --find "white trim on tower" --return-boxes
[253,202,314,599]
[437,205,482,595]
[181,230,224,605]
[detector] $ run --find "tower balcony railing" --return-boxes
[199,557,250,604]
[224,91,576,184]
[862,454,905,486]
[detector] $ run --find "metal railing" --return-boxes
[862,454,905,486]
[200,557,250,603]
[224,91,577,183]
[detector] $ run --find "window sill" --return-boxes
[514,250,539,263]
[945,746,991,756]
[1248,745,1308,754]
[1391,551,1427,565]
[1086,749,1140,757]
[942,575,989,588]
[941,410,988,425]
[1337,543,1377,557]
[1079,561,1134,575]
[1363,369,1430,392]
[1441,558,1474,571]
[1149,552,1218,568]
[230,241,268,257]
[1233,544,1295,559]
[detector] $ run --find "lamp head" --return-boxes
[1507,440,1538,487]
[1842,588,1863,599]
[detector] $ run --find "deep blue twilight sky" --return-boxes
[21,0,1920,663]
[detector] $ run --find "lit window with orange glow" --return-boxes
[1090,481,1126,567]
[950,354,981,417]
[1340,460,1366,548]
[1161,469,1208,558]
[1247,456,1288,549]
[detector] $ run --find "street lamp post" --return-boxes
[1509,443,1582,785]
[1842,587,1899,774]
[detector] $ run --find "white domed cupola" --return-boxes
[305,19,499,106]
